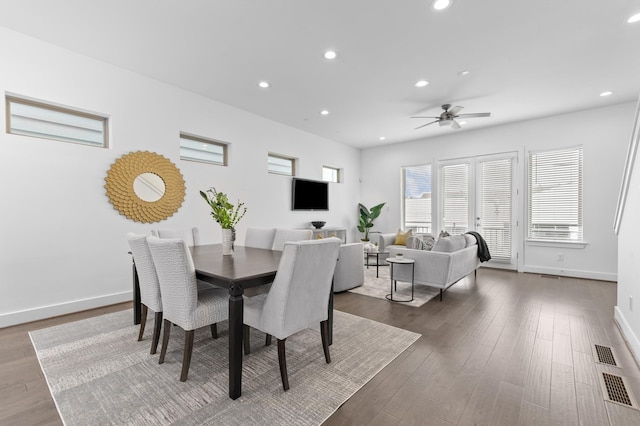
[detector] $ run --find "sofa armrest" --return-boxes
[378,233,398,252]
[333,243,365,292]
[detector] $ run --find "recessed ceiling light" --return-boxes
[379,136,386,141]
[320,110,330,115]
[458,70,470,76]
[432,0,452,11]
[202,144,208,149]
[600,91,613,97]
[628,13,640,23]
[324,50,337,60]
[414,80,429,87]
[258,81,270,88]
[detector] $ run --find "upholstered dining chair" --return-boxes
[271,228,313,251]
[150,227,200,247]
[127,233,164,354]
[146,236,229,382]
[243,237,341,391]
[244,227,276,249]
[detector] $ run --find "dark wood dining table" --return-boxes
[131,243,334,400]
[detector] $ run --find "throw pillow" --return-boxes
[405,236,424,250]
[432,235,466,253]
[439,230,450,238]
[394,229,412,245]
[423,234,435,250]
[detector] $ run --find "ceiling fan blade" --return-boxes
[457,112,491,118]
[414,120,439,130]
[448,106,464,115]
[451,119,462,129]
[410,116,440,119]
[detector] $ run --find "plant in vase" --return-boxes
[200,187,247,255]
[357,202,385,242]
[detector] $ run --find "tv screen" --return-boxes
[291,178,329,210]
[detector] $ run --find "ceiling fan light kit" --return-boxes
[411,103,491,130]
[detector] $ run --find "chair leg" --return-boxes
[151,311,163,354]
[320,320,331,364]
[475,269,477,279]
[277,339,290,391]
[180,330,195,382]
[159,319,172,364]
[211,323,218,339]
[265,334,272,347]
[243,325,251,355]
[440,289,443,301]
[137,304,148,341]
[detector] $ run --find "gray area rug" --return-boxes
[29,309,419,425]
[348,262,440,307]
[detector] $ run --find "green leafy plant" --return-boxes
[200,187,247,230]
[357,202,386,241]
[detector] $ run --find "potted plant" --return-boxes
[200,187,247,255]
[357,202,385,242]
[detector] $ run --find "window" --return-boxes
[268,153,295,176]
[528,147,583,241]
[440,162,470,234]
[6,95,107,147]
[402,164,432,233]
[180,133,227,166]
[322,166,341,183]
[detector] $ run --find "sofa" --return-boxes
[385,233,480,300]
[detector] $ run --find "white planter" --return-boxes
[221,228,234,255]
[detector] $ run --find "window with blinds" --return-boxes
[403,164,432,233]
[180,133,227,166]
[440,163,469,234]
[528,147,583,241]
[322,166,341,183]
[268,153,296,176]
[6,95,107,147]
[479,158,513,261]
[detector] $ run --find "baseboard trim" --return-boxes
[0,291,132,328]
[614,306,640,367]
[522,265,617,282]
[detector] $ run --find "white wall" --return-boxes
[616,101,640,363]
[360,102,635,281]
[0,27,361,327]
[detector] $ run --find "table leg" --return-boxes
[132,260,141,325]
[228,284,244,400]
[376,253,380,278]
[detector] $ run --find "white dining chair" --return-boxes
[147,236,229,382]
[244,227,276,249]
[150,227,200,247]
[243,237,341,391]
[127,233,164,354]
[271,228,313,251]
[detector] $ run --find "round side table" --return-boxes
[385,257,415,302]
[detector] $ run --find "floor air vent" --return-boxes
[594,344,618,367]
[601,372,638,409]
[539,274,560,279]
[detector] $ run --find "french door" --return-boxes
[439,152,518,268]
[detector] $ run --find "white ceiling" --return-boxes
[1,0,639,148]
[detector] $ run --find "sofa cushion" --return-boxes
[394,229,412,245]
[432,235,466,253]
[464,233,477,247]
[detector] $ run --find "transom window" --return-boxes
[322,166,341,183]
[180,133,228,166]
[528,146,583,241]
[268,153,296,176]
[6,95,108,148]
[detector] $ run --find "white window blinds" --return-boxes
[403,164,432,233]
[268,154,295,176]
[441,163,469,234]
[322,166,340,183]
[479,158,513,261]
[180,134,227,165]
[7,96,107,147]
[528,147,583,241]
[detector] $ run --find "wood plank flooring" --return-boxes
[1,269,639,425]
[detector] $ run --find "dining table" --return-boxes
[131,243,334,400]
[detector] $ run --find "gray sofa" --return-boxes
[386,234,480,300]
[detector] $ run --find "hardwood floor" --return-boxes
[1,269,639,425]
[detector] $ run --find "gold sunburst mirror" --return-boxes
[104,151,185,223]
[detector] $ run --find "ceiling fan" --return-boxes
[412,104,491,130]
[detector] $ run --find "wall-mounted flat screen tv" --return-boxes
[291,178,329,210]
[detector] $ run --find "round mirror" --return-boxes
[133,172,166,202]
[105,151,185,223]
